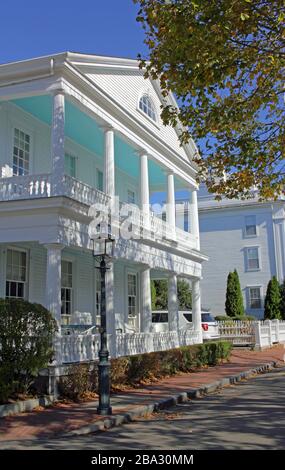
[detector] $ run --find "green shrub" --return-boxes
[264,276,282,320]
[0,299,56,404]
[216,315,256,322]
[225,270,245,317]
[58,341,232,400]
[59,364,93,401]
[114,341,232,387]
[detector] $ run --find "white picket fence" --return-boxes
[255,319,285,349]
[58,328,201,364]
[218,321,256,345]
[218,319,285,349]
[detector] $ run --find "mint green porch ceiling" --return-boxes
[11,95,186,189]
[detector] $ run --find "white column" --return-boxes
[51,90,65,196]
[103,126,115,198]
[168,273,179,331]
[166,172,176,229]
[140,152,150,229]
[192,278,202,342]
[140,267,152,333]
[45,244,63,327]
[105,262,116,357]
[190,190,200,250]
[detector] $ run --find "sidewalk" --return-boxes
[0,345,284,442]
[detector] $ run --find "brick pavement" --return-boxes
[0,345,284,442]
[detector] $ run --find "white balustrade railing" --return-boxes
[0,173,51,201]
[59,328,201,363]
[61,334,101,363]
[0,174,197,249]
[62,175,110,206]
[0,173,110,207]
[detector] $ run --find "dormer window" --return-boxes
[139,94,157,122]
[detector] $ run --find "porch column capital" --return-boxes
[99,123,115,133]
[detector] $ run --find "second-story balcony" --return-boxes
[0,172,199,253]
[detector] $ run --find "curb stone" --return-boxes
[65,361,278,437]
[0,395,54,418]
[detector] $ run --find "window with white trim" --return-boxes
[127,273,137,319]
[245,215,257,237]
[6,248,27,299]
[13,128,30,176]
[246,247,260,270]
[127,189,135,204]
[249,287,261,309]
[61,260,73,315]
[139,94,157,122]
[97,169,103,192]
[65,153,76,178]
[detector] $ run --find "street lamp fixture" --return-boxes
[92,231,115,415]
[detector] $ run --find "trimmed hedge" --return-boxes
[59,341,232,400]
[215,315,256,321]
[0,299,56,404]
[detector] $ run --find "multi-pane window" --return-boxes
[64,153,76,178]
[249,287,261,309]
[6,249,27,299]
[127,189,135,204]
[127,274,137,319]
[97,170,103,192]
[245,215,257,237]
[61,260,73,315]
[139,95,157,122]
[246,247,260,270]
[13,128,30,176]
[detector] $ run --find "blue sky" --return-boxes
[1,0,190,202]
[0,0,147,63]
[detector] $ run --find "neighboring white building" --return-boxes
[0,52,207,363]
[197,185,285,319]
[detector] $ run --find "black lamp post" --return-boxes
[92,232,115,415]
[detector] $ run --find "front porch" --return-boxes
[0,241,203,364]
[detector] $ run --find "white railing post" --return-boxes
[268,320,272,346]
[254,321,262,349]
[276,319,280,343]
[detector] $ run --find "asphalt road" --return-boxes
[1,368,285,450]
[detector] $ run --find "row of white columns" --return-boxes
[50,90,199,234]
[47,89,201,341]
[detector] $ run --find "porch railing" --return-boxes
[218,321,256,345]
[59,328,201,364]
[0,173,198,249]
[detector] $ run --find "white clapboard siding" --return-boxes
[86,70,189,162]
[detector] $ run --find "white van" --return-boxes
[152,310,219,341]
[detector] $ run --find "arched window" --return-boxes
[139,94,157,122]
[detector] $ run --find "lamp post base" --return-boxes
[97,406,112,416]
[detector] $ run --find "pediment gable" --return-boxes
[67,53,195,163]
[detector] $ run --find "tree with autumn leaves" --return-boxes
[135,0,285,199]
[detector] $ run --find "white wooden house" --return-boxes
[0,52,207,363]
[197,185,285,319]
